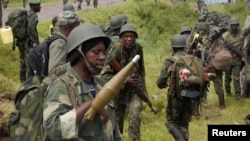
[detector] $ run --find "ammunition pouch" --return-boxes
[180,89,200,98]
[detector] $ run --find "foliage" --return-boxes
[0,0,250,140]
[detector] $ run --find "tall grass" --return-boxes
[0,0,249,140]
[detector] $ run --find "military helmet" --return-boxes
[198,15,205,22]
[110,15,124,30]
[117,14,128,24]
[29,0,41,4]
[119,24,138,38]
[180,26,191,34]
[171,34,186,48]
[210,26,221,34]
[63,3,75,12]
[67,24,111,54]
[229,17,239,25]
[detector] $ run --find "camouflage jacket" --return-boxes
[48,32,67,73]
[222,29,244,65]
[43,66,123,141]
[28,10,39,46]
[101,42,145,83]
[156,51,187,89]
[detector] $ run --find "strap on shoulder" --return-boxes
[60,76,78,108]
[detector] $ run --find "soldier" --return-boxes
[27,0,41,47]
[0,0,8,27]
[43,23,123,141]
[156,34,207,141]
[50,3,85,35]
[156,34,192,141]
[222,17,244,100]
[203,26,227,109]
[101,24,145,141]
[48,11,80,74]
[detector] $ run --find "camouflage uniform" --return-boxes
[203,34,225,109]
[27,10,40,46]
[222,18,244,99]
[48,11,80,73]
[43,67,123,141]
[157,34,207,141]
[44,23,122,141]
[156,50,192,141]
[101,24,145,141]
[20,0,41,82]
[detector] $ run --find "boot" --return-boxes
[218,93,225,109]
[20,71,27,83]
[169,125,186,141]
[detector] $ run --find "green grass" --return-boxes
[1,0,250,140]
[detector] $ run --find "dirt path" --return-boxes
[2,0,125,24]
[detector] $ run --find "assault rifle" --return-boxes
[109,58,158,114]
[225,42,243,58]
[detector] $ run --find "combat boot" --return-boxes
[218,93,225,109]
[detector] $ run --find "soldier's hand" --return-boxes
[126,75,137,87]
[98,109,109,124]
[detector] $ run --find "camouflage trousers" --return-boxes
[16,40,29,82]
[224,64,241,96]
[115,93,142,141]
[166,95,193,141]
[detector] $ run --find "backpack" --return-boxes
[8,64,76,141]
[168,54,207,99]
[5,9,28,50]
[208,39,232,71]
[26,34,65,78]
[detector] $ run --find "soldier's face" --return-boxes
[85,42,106,72]
[121,32,136,46]
[230,24,238,31]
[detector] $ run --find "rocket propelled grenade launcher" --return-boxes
[84,55,140,120]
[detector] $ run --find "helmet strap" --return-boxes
[77,45,100,75]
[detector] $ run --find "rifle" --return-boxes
[225,42,243,58]
[109,58,158,114]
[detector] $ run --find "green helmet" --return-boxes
[229,17,239,25]
[198,15,205,22]
[63,3,75,12]
[171,34,186,48]
[119,24,138,38]
[117,14,128,24]
[210,26,221,40]
[29,0,41,4]
[110,15,123,30]
[180,26,191,34]
[67,24,111,54]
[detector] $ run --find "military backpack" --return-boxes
[168,54,207,99]
[26,34,65,78]
[5,9,28,50]
[8,64,76,141]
